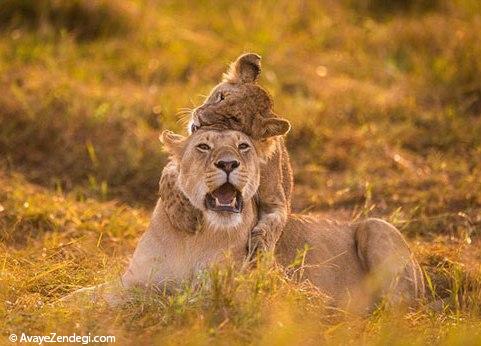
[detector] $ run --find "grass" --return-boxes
[0,0,480,344]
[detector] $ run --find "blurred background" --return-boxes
[0,0,480,236]
[1,1,481,342]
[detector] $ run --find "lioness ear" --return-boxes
[258,118,291,138]
[159,130,186,161]
[223,53,261,84]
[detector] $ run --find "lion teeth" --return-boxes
[214,197,237,207]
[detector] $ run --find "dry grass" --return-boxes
[1,0,481,344]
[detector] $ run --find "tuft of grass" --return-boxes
[1,0,481,344]
[2,173,481,344]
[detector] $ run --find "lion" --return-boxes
[68,128,424,311]
[159,53,293,260]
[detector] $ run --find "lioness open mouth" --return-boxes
[205,183,243,213]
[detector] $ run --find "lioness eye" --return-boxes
[197,143,211,151]
[217,92,225,102]
[238,143,250,150]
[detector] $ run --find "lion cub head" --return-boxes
[161,129,262,230]
[189,53,291,140]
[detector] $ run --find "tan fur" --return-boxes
[158,161,203,234]
[277,216,425,310]
[123,130,260,290]
[159,53,293,259]
[67,130,424,312]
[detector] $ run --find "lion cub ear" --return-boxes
[159,130,186,161]
[223,53,261,84]
[258,118,291,139]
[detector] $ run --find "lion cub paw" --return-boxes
[246,227,272,262]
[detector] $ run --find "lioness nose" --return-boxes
[215,160,240,174]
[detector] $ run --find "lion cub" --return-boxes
[159,53,292,259]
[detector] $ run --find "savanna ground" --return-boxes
[1,0,481,344]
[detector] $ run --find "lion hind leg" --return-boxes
[159,162,203,233]
[354,218,425,306]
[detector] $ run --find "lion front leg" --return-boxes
[59,280,125,307]
[248,152,290,262]
[247,224,270,257]
[246,205,287,262]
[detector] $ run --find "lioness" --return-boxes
[159,53,292,260]
[78,128,423,311]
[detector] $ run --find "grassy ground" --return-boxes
[1,0,481,344]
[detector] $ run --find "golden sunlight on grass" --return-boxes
[1,0,481,344]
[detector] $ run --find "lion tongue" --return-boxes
[212,184,236,206]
